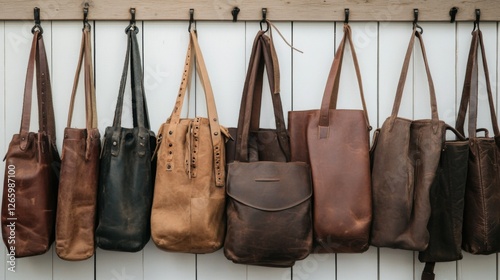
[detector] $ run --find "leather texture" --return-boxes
[224,31,313,267]
[371,29,444,251]
[459,29,500,255]
[288,24,372,253]
[56,25,100,261]
[151,30,228,253]
[1,31,60,258]
[96,27,156,252]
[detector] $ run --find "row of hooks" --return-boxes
[30,6,484,35]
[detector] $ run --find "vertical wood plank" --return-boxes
[94,20,145,280]
[378,22,415,280]
[50,21,95,279]
[194,21,247,280]
[142,20,196,280]
[0,20,6,279]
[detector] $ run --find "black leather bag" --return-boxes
[96,27,156,252]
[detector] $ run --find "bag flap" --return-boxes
[226,161,312,211]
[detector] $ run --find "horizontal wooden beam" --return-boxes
[0,0,498,22]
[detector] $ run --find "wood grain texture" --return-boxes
[0,0,498,21]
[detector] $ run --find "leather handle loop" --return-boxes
[389,28,439,133]
[319,24,370,132]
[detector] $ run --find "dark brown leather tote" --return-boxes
[224,31,313,267]
[151,29,229,254]
[459,29,500,255]
[288,24,371,253]
[56,24,100,261]
[2,30,61,258]
[418,126,468,280]
[370,28,445,251]
[96,26,156,252]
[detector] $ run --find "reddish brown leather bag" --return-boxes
[55,24,100,261]
[370,28,444,251]
[459,29,500,255]
[2,30,60,258]
[288,24,371,253]
[151,29,228,253]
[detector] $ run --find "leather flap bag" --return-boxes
[288,23,372,253]
[370,28,445,251]
[96,26,156,252]
[2,30,61,258]
[56,24,100,261]
[459,28,500,255]
[223,31,313,268]
[151,29,228,254]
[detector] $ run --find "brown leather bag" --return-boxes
[459,29,500,255]
[370,28,445,251]
[224,31,312,268]
[288,24,371,253]
[55,24,100,261]
[1,30,61,258]
[151,29,229,254]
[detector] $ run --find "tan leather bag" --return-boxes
[151,29,229,253]
[55,24,100,260]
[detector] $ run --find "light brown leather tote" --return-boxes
[151,29,229,254]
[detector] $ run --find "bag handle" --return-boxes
[388,28,440,133]
[19,31,57,151]
[456,29,500,138]
[235,31,290,162]
[164,30,225,187]
[112,28,150,130]
[318,24,371,139]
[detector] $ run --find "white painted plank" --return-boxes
[143,242,195,280]
[95,248,143,280]
[4,21,53,280]
[197,250,247,280]
[141,20,197,280]
[377,22,415,280]
[0,20,6,279]
[292,253,335,280]
[459,252,496,280]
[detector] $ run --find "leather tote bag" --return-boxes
[370,28,445,251]
[418,126,468,280]
[288,23,372,253]
[224,31,313,268]
[225,31,290,164]
[56,24,100,261]
[151,29,229,254]
[1,29,61,258]
[459,28,500,255]
[96,26,156,252]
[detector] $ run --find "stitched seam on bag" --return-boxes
[477,142,489,250]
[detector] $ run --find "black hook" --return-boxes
[260,8,269,32]
[232,7,240,22]
[31,7,43,34]
[473,9,480,31]
[413,9,423,34]
[125,8,139,34]
[83,3,90,30]
[188,9,195,32]
[344,8,349,24]
[449,7,458,23]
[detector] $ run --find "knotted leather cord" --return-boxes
[388,28,440,133]
[318,23,371,139]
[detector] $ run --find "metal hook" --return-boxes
[31,7,43,34]
[232,7,240,22]
[125,8,139,34]
[83,3,90,30]
[413,9,423,34]
[449,7,458,23]
[344,8,349,24]
[188,9,195,32]
[473,9,480,31]
[260,8,269,32]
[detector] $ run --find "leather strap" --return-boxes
[388,28,439,133]
[164,30,225,187]
[19,31,57,151]
[421,262,435,280]
[235,31,290,162]
[318,24,370,138]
